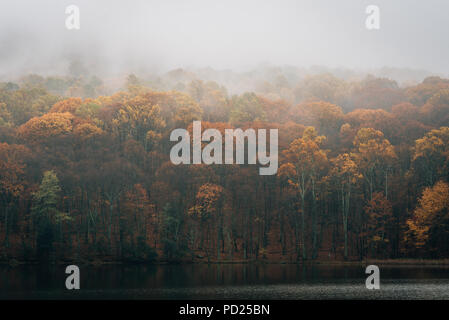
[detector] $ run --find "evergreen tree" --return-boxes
[32,170,69,261]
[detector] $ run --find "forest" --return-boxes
[1,69,449,264]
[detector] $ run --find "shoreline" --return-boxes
[2,258,449,267]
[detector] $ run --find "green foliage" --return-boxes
[161,202,186,260]
[0,87,59,125]
[32,170,62,219]
[230,92,266,123]
[31,170,71,260]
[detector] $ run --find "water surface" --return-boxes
[1,264,449,299]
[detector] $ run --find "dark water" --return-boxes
[1,263,449,299]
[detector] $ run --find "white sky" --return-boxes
[0,0,448,75]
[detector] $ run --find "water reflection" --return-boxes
[1,264,449,299]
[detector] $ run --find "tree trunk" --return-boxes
[342,185,351,260]
[301,194,306,261]
[4,205,9,248]
[311,178,318,259]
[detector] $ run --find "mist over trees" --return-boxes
[1,68,449,263]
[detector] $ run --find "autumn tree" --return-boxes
[120,184,157,262]
[345,109,400,144]
[123,91,202,128]
[17,112,75,143]
[412,127,449,186]
[189,81,230,122]
[363,192,393,258]
[122,184,154,241]
[420,89,449,127]
[189,183,224,262]
[353,128,397,200]
[50,97,83,113]
[0,143,29,249]
[330,153,361,260]
[111,103,165,144]
[279,127,328,260]
[405,181,449,256]
[297,101,344,137]
[348,75,405,111]
[405,76,449,106]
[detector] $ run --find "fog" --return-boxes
[0,0,448,79]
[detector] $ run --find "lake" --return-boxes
[1,263,449,299]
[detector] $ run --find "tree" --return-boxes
[279,127,328,260]
[405,181,449,256]
[17,112,75,143]
[364,192,393,258]
[0,87,57,125]
[348,75,405,111]
[123,91,202,128]
[111,103,165,144]
[122,184,154,241]
[412,127,449,186]
[229,93,266,123]
[188,80,230,122]
[50,97,83,113]
[420,89,449,127]
[161,202,184,261]
[299,101,344,137]
[0,143,29,249]
[189,183,224,262]
[0,102,12,126]
[405,76,449,106]
[31,170,70,261]
[345,109,399,143]
[353,128,397,200]
[258,97,291,123]
[293,73,348,106]
[330,153,361,260]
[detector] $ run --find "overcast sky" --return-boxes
[0,0,448,76]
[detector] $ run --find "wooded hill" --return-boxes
[1,73,449,263]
